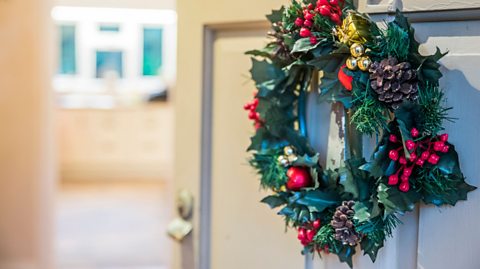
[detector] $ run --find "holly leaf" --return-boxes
[339,158,373,201]
[307,53,346,73]
[317,71,353,108]
[266,7,285,23]
[336,245,356,268]
[360,236,384,263]
[417,47,448,84]
[352,202,371,223]
[292,153,320,167]
[291,37,323,53]
[249,58,285,92]
[295,190,341,213]
[261,195,287,208]
[377,183,421,214]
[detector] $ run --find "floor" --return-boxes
[55,180,173,269]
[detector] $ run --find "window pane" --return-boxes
[59,25,76,74]
[143,28,163,76]
[96,51,123,78]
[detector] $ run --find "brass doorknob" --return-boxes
[167,189,193,242]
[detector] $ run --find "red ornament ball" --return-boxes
[286,167,313,191]
[338,65,353,91]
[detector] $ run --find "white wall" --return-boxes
[54,0,175,10]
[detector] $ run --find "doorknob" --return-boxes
[167,189,194,242]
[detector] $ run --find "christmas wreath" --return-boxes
[244,0,476,267]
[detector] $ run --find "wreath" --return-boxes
[244,0,476,267]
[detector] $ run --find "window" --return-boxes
[96,51,124,78]
[142,28,163,76]
[99,24,120,32]
[59,25,76,74]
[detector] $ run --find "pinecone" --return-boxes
[331,200,360,246]
[369,57,418,110]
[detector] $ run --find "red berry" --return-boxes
[330,13,341,24]
[313,219,321,229]
[428,154,440,165]
[442,145,450,153]
[295,17,304,26]
[254,122,262,130]
[440,133,449,142]
[286,167,313,191]
[298,228,306,240]
[411,128,420,138]
[403,167,412,177]
[252,98,259,106]
[299,27,311,37]
[306,229,315,242]
[421,151,430,160]
[317,0,329,6]
[399,156,407,165]
[310,36,318,44]
[409,152,417,162]
[401,174,410,182]
[329,0,339,5]
[388,174,399,185]
[304,12,314,20]
[405,140,416,151]
[399,181,410,192]
[243,103,251,110]
[416,159,425,166]
[248,110,257,120]
[389,150,399,161]
[307,3,315,10]
[389,134,398,143]
[318,5,331,16]
[433,141,445,152]
[304,19,313,27]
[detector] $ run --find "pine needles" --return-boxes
[418,84,453,135]
[250,151,288,190]
[350,87,390,135]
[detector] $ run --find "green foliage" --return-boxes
[417,84,453,135]
[356,214,400,262]
[377,183,422,214]
[383,22,410,60]
[413,144,476,206]
[313,224,357,268]
[350,94,390,135]
[250,150,288,190]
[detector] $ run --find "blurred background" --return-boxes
[53,2,177,269]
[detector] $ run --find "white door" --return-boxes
[173,1,480,268]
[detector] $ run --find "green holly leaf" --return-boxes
[292,153,319,167]
[307,53,346,73]
[352,202,371,223]
[336,245,356,268]
[377,183,421,214]
[317,71,353,108]
[339,158,373,201]
[417,47,448,84]
[261,195,287,208]
[360,236,384,263]
[266,7,285,23]
[249,58,285,92]
[295,190,341,213]
[291,37,323,53]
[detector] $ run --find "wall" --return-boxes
[0,0,54,268]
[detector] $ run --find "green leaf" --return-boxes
[318,71,353,108]
[339,158,373,201]
[352,202,371,223]
[292,153,320,167]
[249,58,285,90]
[261,195,287,208]
[295,190,341,212]
[266,7,285,23]
[360,236,384,263]
[377,183,421,214]
[291,38,323,53]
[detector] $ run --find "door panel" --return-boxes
[413,20,480,269]
[210,28,303,269]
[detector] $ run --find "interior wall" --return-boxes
[0,0,55,268]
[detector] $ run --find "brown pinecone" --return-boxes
[331,200,360,246]
[369,57,418,110]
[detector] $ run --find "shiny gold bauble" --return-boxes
[350,43,365,58]
[284,146,295,156]
[357,57,372,71]
[336,11,372,45]
[277,155,289,166]
[346,57,358,70]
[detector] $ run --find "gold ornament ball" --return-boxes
[346,57,358,70]
[350,43,364,58]
[284,146,294,156]
[277,155,289,166]
[358,57,372,71]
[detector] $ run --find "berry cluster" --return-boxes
[297,219,322,246]
[294,0,344,44]
[243,95,263,129]
[387,128,450,192]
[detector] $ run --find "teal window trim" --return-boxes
[96,51,124,78]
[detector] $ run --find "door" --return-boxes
[174,1,480,269]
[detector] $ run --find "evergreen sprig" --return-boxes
[418,84,453,135]
[350,87,390,135]
[250,150,288,190]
